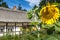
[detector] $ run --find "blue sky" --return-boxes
[4,0,41,11]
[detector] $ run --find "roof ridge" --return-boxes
[0,7,26,13]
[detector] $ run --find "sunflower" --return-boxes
[40,2,59,24]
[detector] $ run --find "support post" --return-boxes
[15,22,16,35]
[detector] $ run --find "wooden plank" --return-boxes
[16,23,22,26]
[0,23,6,26]
[23,22,27,25]
[8,23,15,26]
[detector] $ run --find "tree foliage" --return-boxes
[18,4,22,10]
[0,0,9,8]
[18,4,27,11]
[0,0,3,2]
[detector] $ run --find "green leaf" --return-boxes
[52,3,60,6]
[55,26,60,32]
[30,22,39,25]
[27,12,33,19]
[55,22,60,27]
[41,24,54,29]
[46,36,58,40]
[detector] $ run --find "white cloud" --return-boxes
[25,0,41,7]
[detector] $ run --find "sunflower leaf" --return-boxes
[46,36,58,40]
[30,22,39,25]
[55,22,60,27]
[27,12,33,19]
[55,26,60,32]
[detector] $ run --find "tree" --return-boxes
[32,5,38,10]
[39,0,60,7]
[1,2,8,8]
[18,4,22,10]
[0,0,3,6]
[18,4,27,11]
[0,0,9,8]
[22,9,27,11]
[0,0,3,2]
[56,0,60,3]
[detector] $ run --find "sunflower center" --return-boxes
[42,6,55,19]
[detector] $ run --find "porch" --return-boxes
[0,22,31,36]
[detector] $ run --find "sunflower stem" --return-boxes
[33,9,40,40]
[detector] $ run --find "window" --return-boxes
[1,29,3,32]
[6,26,13,32]
[0,26,4,33]
[7,29,12,32]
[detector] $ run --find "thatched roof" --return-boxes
[0,7,32,22]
